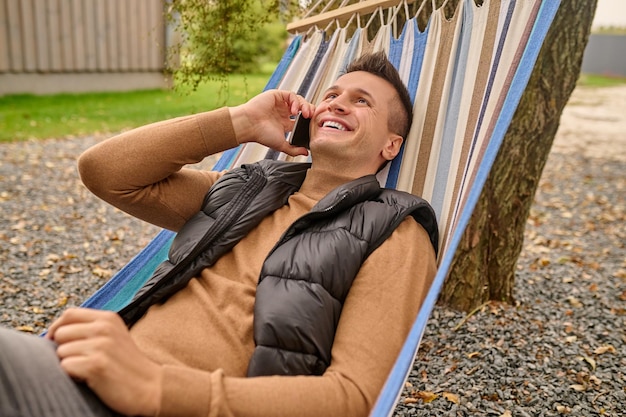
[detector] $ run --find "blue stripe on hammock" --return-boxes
[81,229,174,310]
[386,20,409,189]
[389,22,407,67]
[386,19,430,189]
[370,1,561,415]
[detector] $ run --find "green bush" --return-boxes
[167,0,289,90]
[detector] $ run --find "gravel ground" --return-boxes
[0,136,162,330]
[1,86,624,416]
[396,151,625,416]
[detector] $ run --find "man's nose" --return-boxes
[328,95,348,113]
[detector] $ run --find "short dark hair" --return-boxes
[345,52,413,139]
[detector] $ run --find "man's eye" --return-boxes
[357,98,369,105]
[325,93,337,100]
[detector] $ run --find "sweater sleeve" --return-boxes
[77,108,237,231]
[155,217,437,417]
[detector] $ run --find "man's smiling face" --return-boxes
[309,71,403,176]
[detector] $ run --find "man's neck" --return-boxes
[298,164,366,202]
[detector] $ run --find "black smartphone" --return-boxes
[288,112,311,149]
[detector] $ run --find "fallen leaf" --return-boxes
[46,253,61,263]
[413,391,438,403]
[576,370,589,384]
[558,256,571,264]
[500,411,512,417]
[467,351,481,359]
[444,364,457,375]
[594,345,616,354]
[566,296,583,308]
[587,261,601,271]
[64,266,83,274]
[581,356,596,371]
[92,266,113,279]
[611,308,626,315]
[569,384,586,392]
[443,392,459,404]
[10,220,27,230]
[589,375,602,386]
[16,325,34,332]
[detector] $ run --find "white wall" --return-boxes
[593,0,626,28]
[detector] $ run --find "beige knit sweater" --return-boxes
[78,108,437,417]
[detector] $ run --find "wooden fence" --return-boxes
[0,0,168,95]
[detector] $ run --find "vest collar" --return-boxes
[299,165,380,201]
[311,175,381,214]
[256,160,383,214]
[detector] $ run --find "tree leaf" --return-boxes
[16,325,34,332]
[413,391,438,403]
[594,345,616,354]
[583,356,596,370]
[443,392,460,404]
[92,266,113,279]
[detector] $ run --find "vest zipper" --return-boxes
[258,192,351,282]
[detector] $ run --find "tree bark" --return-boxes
[439,0,598,311]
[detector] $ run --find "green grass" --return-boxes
[0,73,269,142]
[578,73,626,88]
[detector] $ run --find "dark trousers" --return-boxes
[0,327,121,417]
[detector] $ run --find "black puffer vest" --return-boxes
[118,160,438,377]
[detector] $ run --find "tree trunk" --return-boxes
[439,0,598,311]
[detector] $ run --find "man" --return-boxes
[0,52,438,417]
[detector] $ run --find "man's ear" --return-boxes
[382,134,404,161]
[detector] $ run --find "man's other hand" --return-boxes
[47,308,161,416]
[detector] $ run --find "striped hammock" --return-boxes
[80,0,561,415]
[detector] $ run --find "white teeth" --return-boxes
[322,120,347,131]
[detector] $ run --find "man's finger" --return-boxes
[59,353,105,382]
[52,320,117,345]
[47,308,120,340]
